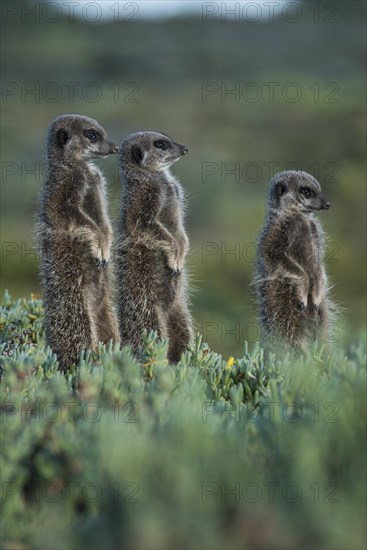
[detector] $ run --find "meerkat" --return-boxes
[254,170,332,355]
[116,131,193,363]
[37,114,120,371]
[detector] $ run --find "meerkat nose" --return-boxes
[182,146,189,155]
[323,201,330,209]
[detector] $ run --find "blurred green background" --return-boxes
[1,0,366,356]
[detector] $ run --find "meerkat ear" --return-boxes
[56,129,70,148]
[276,182,287,197]
[131,144,143,164]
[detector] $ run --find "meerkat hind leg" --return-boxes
[166,303,193,363]
[46,287,98,371]
[95,296,120,346]
[119,298,166,356]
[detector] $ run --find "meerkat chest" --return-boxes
[306,217,324,269]
[159,174,184,229]
[83,169,110,227]
[164,182,181,207]
[77,165,98,196]
[163,191,183,228]
[161,170,182,197]
[87,162,102,179]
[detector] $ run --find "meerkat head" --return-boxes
[48,114,118,162]
[120,131,188,172]
[269,171,330,213]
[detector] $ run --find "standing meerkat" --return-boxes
[254,170,332,355]
[116,131,193,363]
[37,114,120,371]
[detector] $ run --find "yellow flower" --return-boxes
[226,357,235,370]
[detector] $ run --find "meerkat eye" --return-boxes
[84,130,101,143]
[154,140,169,150]
[300,187,313,198]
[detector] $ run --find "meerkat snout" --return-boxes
[95,140,118,157]
[109,143,119,155]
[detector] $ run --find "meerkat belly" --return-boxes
[130,236,180,306]
[159,203,185,239]
[42,224,103,286]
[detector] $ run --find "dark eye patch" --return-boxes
[300,187,313,198]
[84,130,102,143]
[154,139,169,150]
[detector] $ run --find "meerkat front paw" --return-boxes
[101,230,112,265]
[311,295,322,311]
[179,234,189,256]
[176,235,189,271]
[102,253,110,267]
[100,246,110,265]
[168,266,182,277]
[162,238,181,273]
[94,245,109,269]
[311,285,324,309]
[309,302,320,316]
[296,291,308,312]
[93,242,103,267]
[295,285,309,313]
[95,255,109,269]
[93,231,111,268]
[167,255,180,273]
[297,299,308,313]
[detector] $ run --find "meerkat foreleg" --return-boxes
[70,208,110,267]
[176,233,189,271]
[72,224,105,267]
[282,254,310,309]
[99,223,113,267]
[310,268,327,310]
[135,220,182,273]
[317,298,331,345]
[95,296,120,345]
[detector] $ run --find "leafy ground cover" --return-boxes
[0,292,366,549]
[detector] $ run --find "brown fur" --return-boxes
[254,170,333,355]
[116,131,193,363]
[37,114,119,371]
